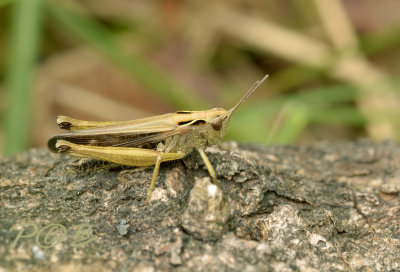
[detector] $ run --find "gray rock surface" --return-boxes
[1,140,399,271]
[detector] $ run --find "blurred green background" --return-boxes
[1,0,400,155]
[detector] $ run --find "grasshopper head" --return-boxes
[208,74,269,138]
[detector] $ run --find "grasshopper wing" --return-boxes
[48,113,187,152]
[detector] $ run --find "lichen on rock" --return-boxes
[1,140,400,271]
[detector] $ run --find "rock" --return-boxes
[181,177,231,241]
[1,140,400,271]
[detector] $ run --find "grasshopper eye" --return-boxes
[212,118,222,131]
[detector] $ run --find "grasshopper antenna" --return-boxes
[228,74,269,116]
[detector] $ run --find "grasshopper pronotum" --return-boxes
[48,75,268,201]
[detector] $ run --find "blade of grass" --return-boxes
[308,107,366,125]
[266,101,309,145]
[291,84,357,106]
[3,0,42,154]
[271,65,325,92]
[361,24,400,55]
[264,24,400,98]
[227,83,360,142]
[46,2,207,109]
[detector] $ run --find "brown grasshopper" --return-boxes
[48,75,268,201]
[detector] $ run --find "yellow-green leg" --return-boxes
[146,153,162,202]
[198,149,219,187]
[54,140,187,202]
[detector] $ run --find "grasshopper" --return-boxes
[48,75,268,201]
